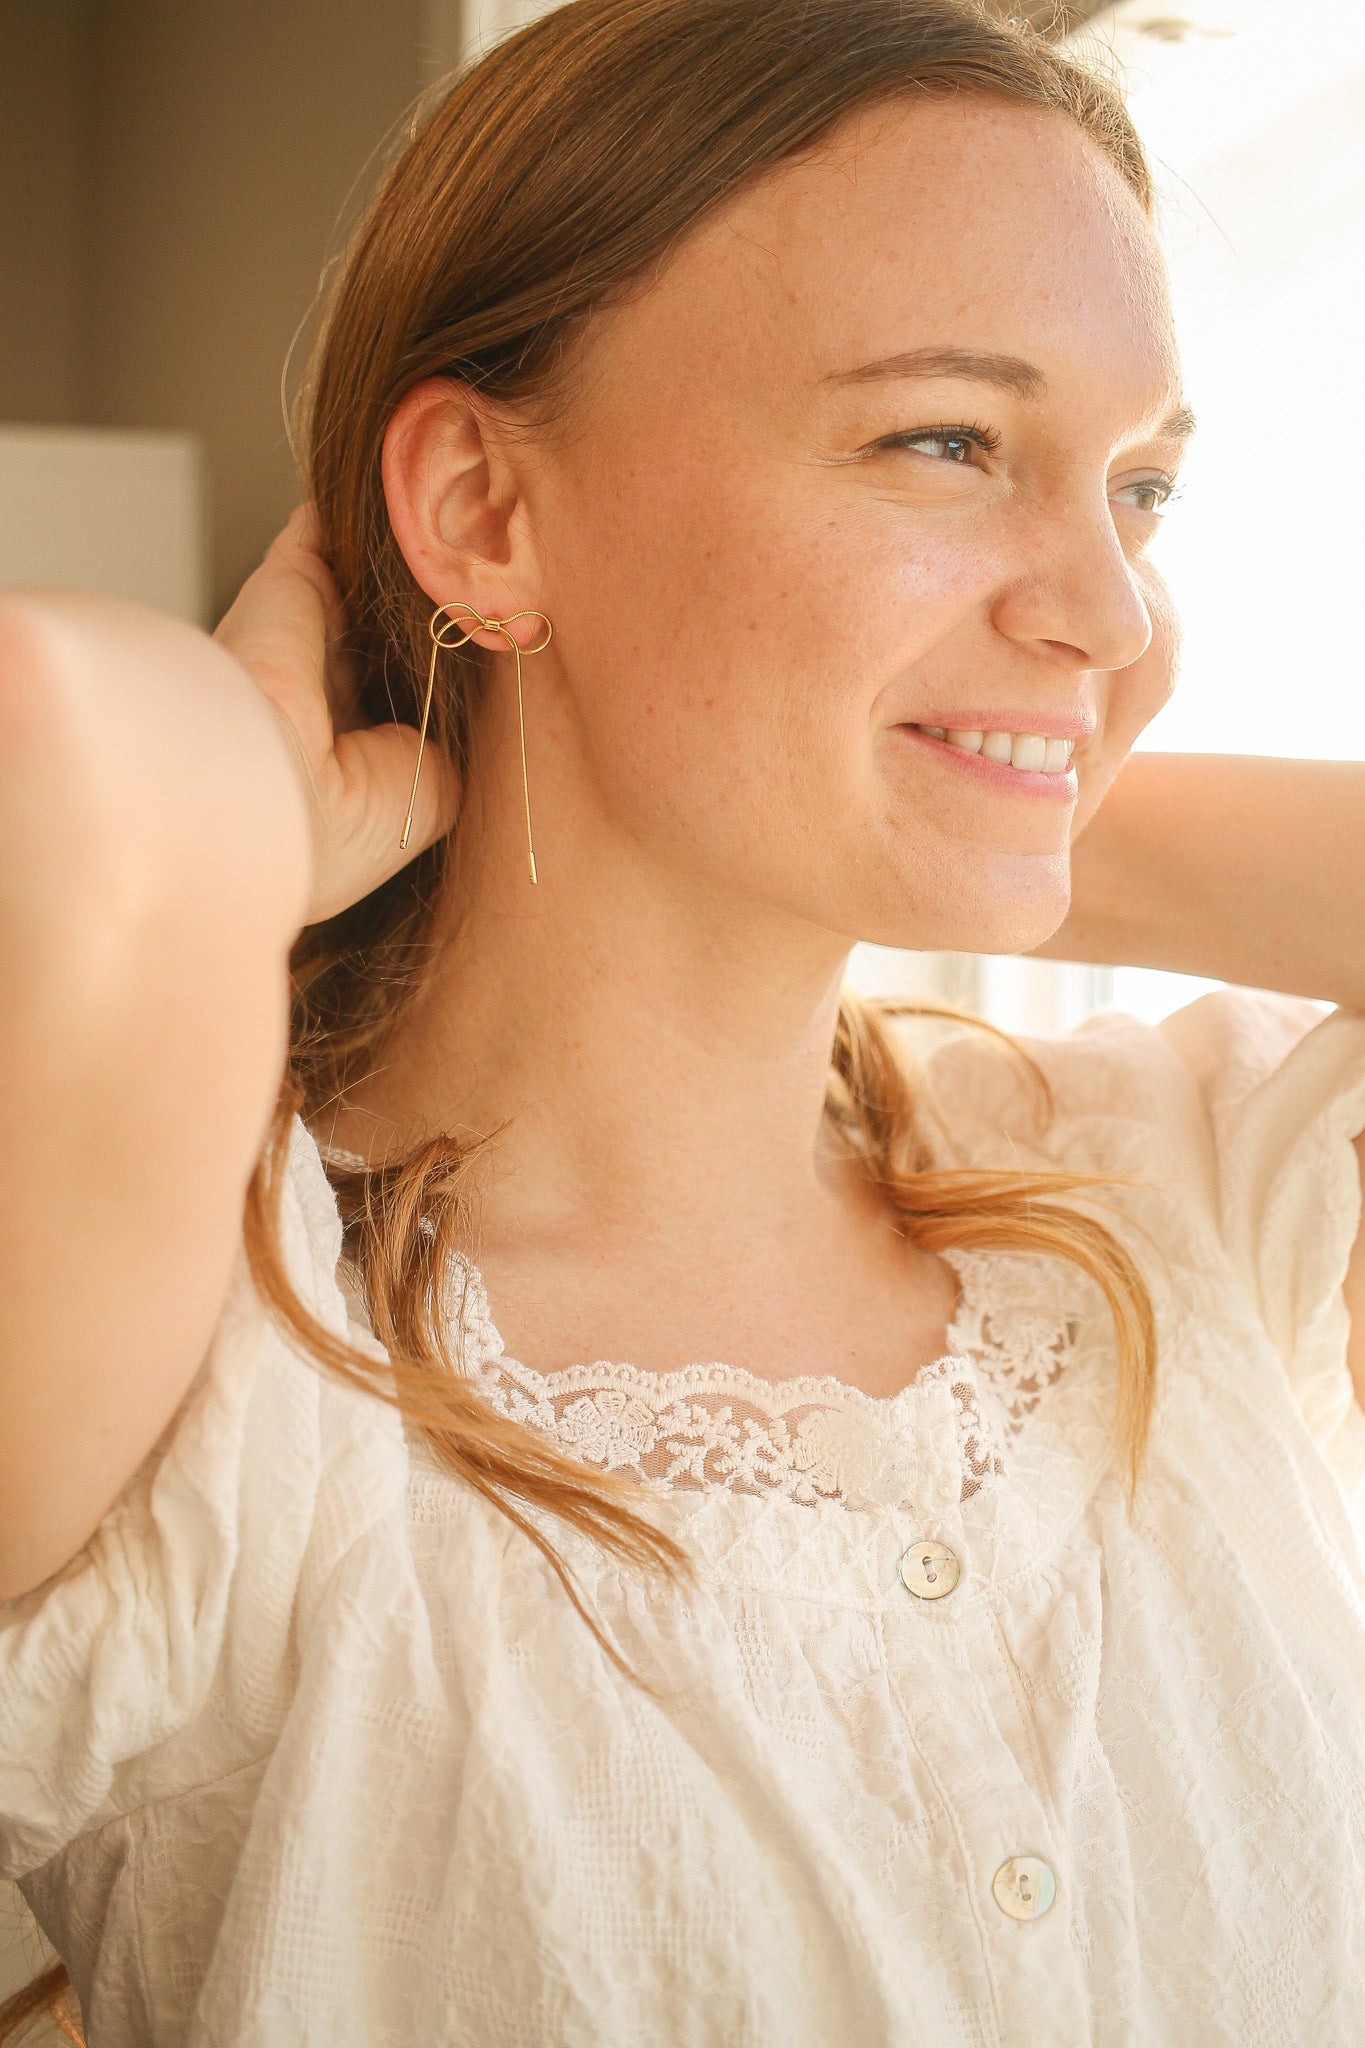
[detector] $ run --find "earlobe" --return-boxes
[380,375,520,631]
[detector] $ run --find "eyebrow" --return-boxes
[827,345,1046,398]
[1158,403,1199,440]
[826,344,1197,438]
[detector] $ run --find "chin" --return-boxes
[853,866,1072,960]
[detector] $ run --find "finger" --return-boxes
[290,501,321,549]
[276,507,367,728]
[268,504,344,621]
[215,584,336,764]
[324,640,366,733]
[234,507,361,730]
[305,726,461,922]
[334,722,463,865]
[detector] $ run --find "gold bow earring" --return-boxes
[400,601,554,883]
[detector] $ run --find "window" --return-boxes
[850,0,1364,1030]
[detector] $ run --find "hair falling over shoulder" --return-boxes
[2,9,1158,2040]
[0,1965,83,2048]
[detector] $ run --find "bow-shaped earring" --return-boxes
[401,601,554,884]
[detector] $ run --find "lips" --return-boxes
[899,707,1095,742]
[895,722,1078,800]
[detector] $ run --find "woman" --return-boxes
[3,0,1365,2040]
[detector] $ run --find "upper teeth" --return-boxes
[917,727,1075,774]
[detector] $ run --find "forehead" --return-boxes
[589,94,1177,423]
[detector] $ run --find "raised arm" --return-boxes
[0,592,313,1602]
[1030,751,1365,1013]
[1032,747,1365,1407]
[0,511,463,1606]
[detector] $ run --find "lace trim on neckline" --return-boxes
[469,1344,1003,1512]
[321,1140,1089,1514]
[440,1246,1088,1514]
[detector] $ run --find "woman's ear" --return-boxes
[381,376,539,651]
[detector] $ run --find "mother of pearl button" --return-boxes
[897,1540,960,1600]
[992,1855,1057,1920]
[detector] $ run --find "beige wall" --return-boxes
[1,0,427,618]
[0,1,92,424]
[88,0,426,615]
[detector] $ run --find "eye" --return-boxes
[1112,474,1179,515]
[875,423,1001,465]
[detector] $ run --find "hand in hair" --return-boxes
[215,504,461,926]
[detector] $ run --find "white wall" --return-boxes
[0,425,207,623]
[458,0,564,57]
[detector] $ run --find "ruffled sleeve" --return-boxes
[0,1114,403,1881]
[1157,987,1365,1516]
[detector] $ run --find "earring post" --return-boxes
[403,602,553,883]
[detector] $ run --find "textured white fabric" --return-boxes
[4,987,1365,2046]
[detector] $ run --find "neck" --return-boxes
[332,819,860,1262]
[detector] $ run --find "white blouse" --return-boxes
[4,987,1365,2047]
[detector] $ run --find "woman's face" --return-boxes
[465,93,1187,955]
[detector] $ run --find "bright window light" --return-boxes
[850,0,1363,1030]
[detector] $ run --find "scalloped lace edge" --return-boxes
[321,1143,1086,1511]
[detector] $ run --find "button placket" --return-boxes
[880,1533,1086,2034]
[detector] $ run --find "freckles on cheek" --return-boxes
[807,495,1000,656]
[884,527,997,624]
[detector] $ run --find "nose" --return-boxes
[990,495,1154,675]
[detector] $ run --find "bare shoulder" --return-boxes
[1346,1131,1365,1413]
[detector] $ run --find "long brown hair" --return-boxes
[4,3,1160,2039]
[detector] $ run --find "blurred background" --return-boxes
[1,0,1363,2005]
[3,0,1361,1034]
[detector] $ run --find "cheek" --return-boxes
[543,439,996,866]
[550,459,815,777]
[636,530,981,831]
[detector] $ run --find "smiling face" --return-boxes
[443,90,1188,956]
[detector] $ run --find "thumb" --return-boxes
[338,719,463,861]
[304,723,463,924]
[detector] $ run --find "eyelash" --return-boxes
[1120,478,1181,515]
[876,423,1181,515]
[878,421,1002,459]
